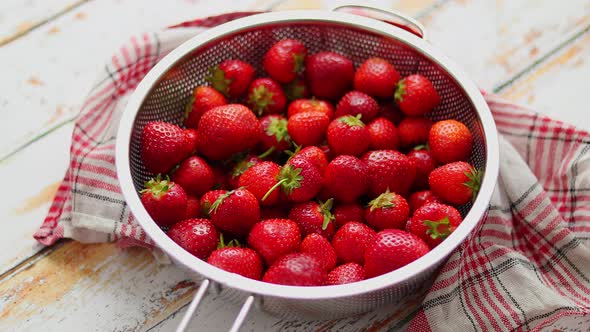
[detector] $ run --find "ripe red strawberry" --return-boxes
[429,161,481,205]
[335,91,379,123]
[200,190,227,218]
[364,229,429,278]
[247,218,301,265]
[300,233,337,271]
[323,155,368,203]
[141,121,192,174]
[394,74,440,116]
[185,195,202,219]
[198,104,261,160]
[246,78,287,116]
[366,190,410,230]
[428,120,473,164]
[305,52,354,100]
[263,39,307,83]
[263,253,327,286]
[265,157,323,203]
[171,156,214,196]
[239,161,282,206]
[407,202,463,248]
[334,202,365,228]
[260,206,288,220]
[207,59,255,98]
[167,218,219,259]
[184,86,227,128]
[367,117,400,150]
[288,199,335,239]
[326,263,365,285]
[398,117,432,148]
[363,150,416,197]
[287,111,330,147]
[332,221,376,265]
[259,115,291,153]
[207,239,264,280]
[229,154,262,189]
[353,57,400,98]
[287,99,334,119]
[209,188,260,237]
[327,115,370,157]
[407,148,436,190]
[408,190,441,214]
[379,102,404,125]
[284,77,310,101]
[141,176,187,227]
[185,129,199,155]
[288,146,328,173]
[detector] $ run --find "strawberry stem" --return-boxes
[261,178,287,202]
[319,198,335,230]
[424,216,451,239]
[218,234,241,249]
[258,147,275,159]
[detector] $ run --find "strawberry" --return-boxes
[334,202,365,228]
[171,156,214,196]
[428,119,473,164]
[394,74,440,116]
[408,190,441,214]
[209,188,260,237]
[141,121,192,174]
[259,115,291,153]
[363,150,416,197]
[185,195,202,219]
[287,111,330,147]
[141,176,187,227]
[247,218,301,265]
[305,51,354,100]
[229,154,262,189]
[332,221,376,265]
[335,91,379,123]
[211,167,230,190]
[207,238,264,280]
[184,129,199,155]
[366,190,410,230]
[200,190,227,218]
[364,229,429,278]
[167,218,219,260]
[260,206,288,220]
[184,86,227,128]
[407,202,462,248]
[379,102,404,125]
[300,233,337,271]
[207,59,255,98]
[263,39,307,83]
[353,57,400,98]
[323,155,368,203]
[287,99,334,119]
[263,253,327,286]
[429,161,481,205]
[398,117,432,149]
[367,117,400,150]
[284,78,310,101]
[288,199,335,239]
[288,145,328,173]
[326,115,370,157]
[198,104,261,160]
[238,161,282,206]
[407,147,436,190]
[265,157,323,203]
[326,263,365,285]
[246,78,287,116]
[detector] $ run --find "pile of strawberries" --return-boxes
[138,39,481,286]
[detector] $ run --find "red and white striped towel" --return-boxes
[34,12,590,331]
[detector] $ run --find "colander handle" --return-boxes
[175,279,255,332]
[331,3,427,40]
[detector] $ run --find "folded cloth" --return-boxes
[34,12,590,331]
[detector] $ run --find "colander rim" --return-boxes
[115,10,499,300]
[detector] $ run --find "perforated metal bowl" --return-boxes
[116,7,499,331]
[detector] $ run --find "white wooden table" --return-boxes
[0,0,588,330]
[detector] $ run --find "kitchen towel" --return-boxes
[34,12,590,331]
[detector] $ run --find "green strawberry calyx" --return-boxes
[206,65,232,97]
[209,189,236,214]
[232,160,256,179]
[368,189,396,212]
[319,198,335,230]
[424,216,451,240]
[217,233,241,250]
[339,114,364,127]
[463,166,482,200]
[394,79,406,102]
[265,116,291,144]
[285,80,305,101]
[261,164,303,201]
[140,174,173,199]
[291,52,306,74]
[248,85,275,116]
